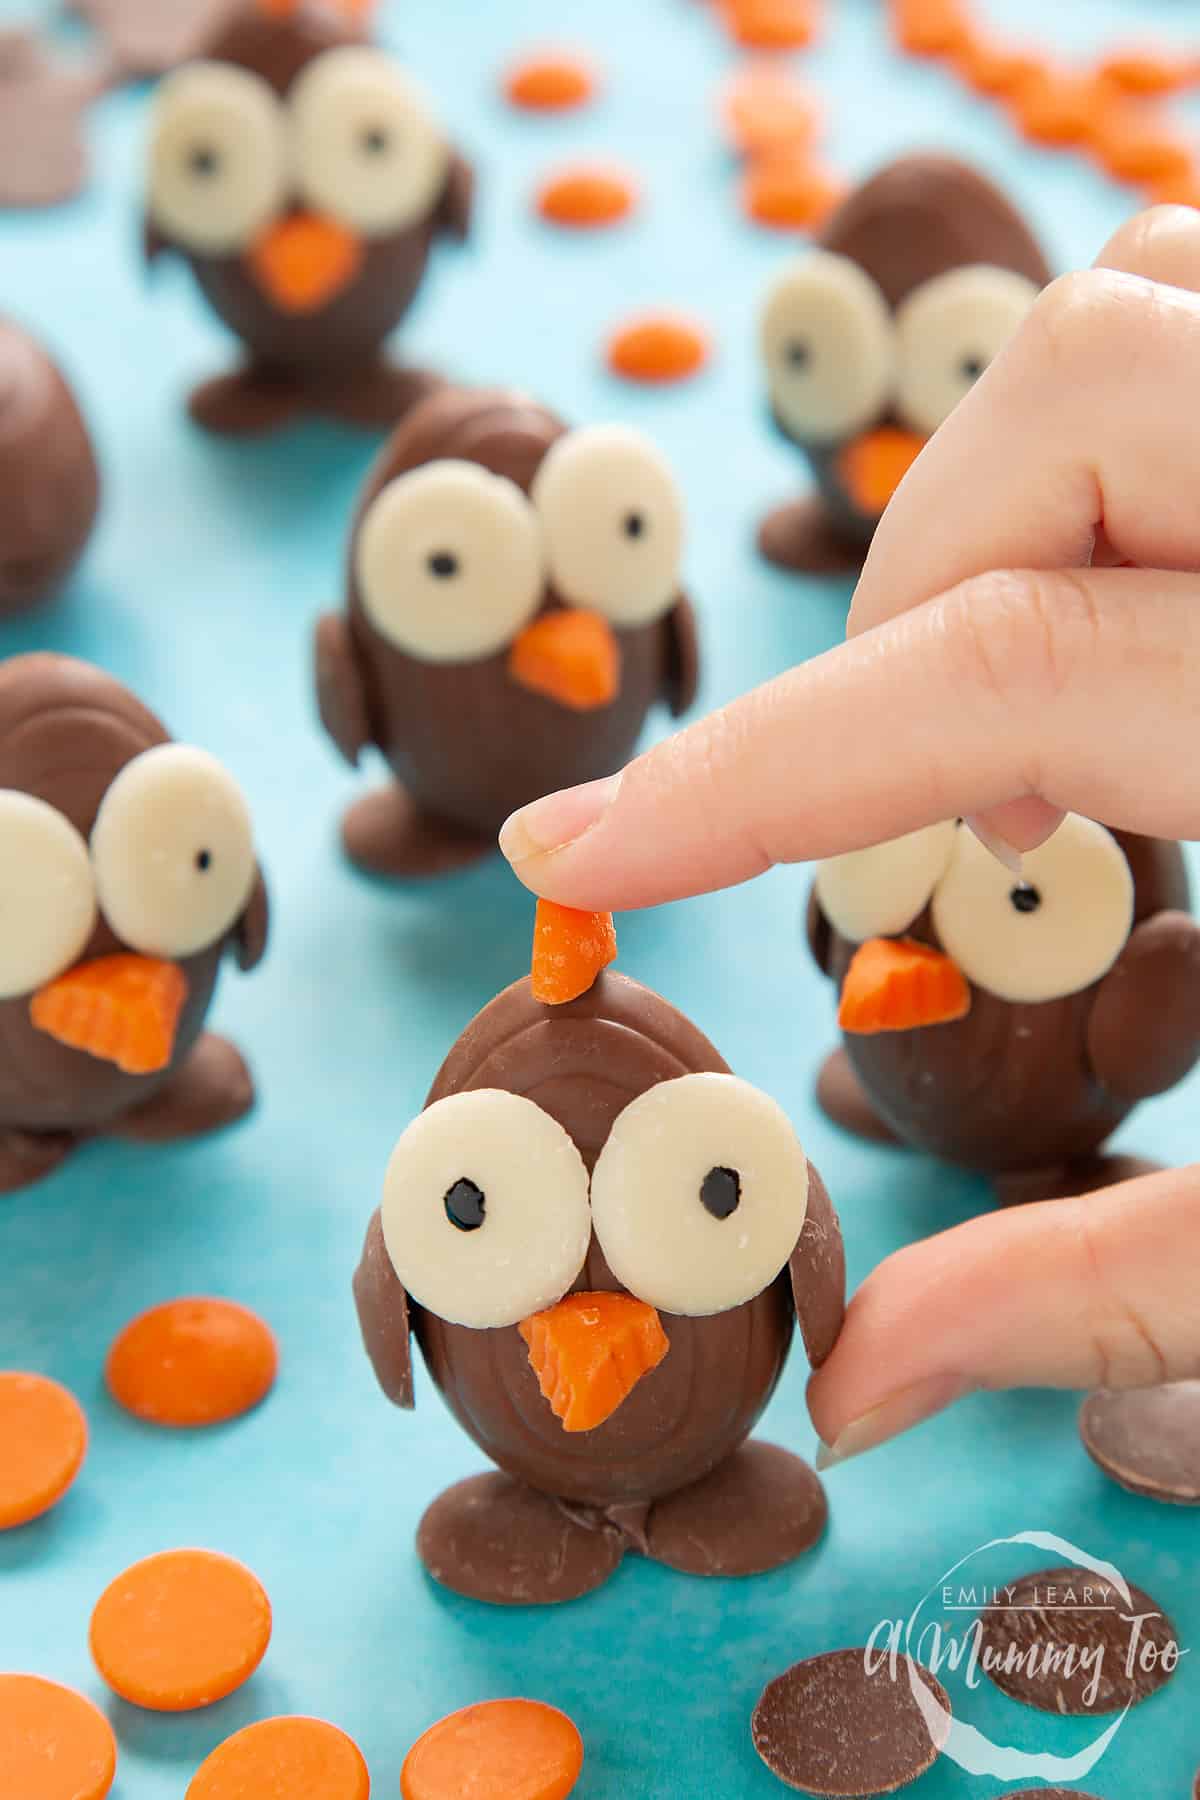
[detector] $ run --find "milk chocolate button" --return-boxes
[1080,1382,1200,1505]
[752,1649,950,1795]
[976,1567,1180,1714]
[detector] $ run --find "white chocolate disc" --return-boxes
[895,264,1039,437]
[815,822,959,943]
[590,1073,809,1317]
[0,792,96,999]
[356,460,544,662]
[91,745,256,959]
[531,425,684,627]
[380,1089,592,1329]
[290,46,449,237]
[760,251,895,444]
[148,62,287,254]
[931,814,1134,1004]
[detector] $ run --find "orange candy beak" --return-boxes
[247,212,364,315]
[835,427,926,516]
[519,1290,670,1432]
[508,609,620,712]
[30,954,187,1075]
[837,936,971,1035]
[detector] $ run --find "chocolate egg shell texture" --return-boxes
[0,322,99,614]
[752,1650,951,1796]
[1080,1382,1200,1505]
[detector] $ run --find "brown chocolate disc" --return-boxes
[645,1442,826,1577]
[416,1471,625,1606]
[977,1567,1180,1714]
[752,1650,951,1796]
[1003,1791,1106,1799]
[1080,1383,1200,1505]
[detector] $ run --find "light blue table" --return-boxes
[2,1,1198,1794]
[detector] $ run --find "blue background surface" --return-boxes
[2,1,1199,1795]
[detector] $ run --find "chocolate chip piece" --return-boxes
[428,550,459,578]
[1080,1382,1200,1505]
[752,1649,950,1796]
[443,1177,485,1232]
[622,511,644,539]
[699,1164,740,1220]
[1010,883,1041,913]
[976,1567,1180,1714]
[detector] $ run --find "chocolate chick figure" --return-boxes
[808,817,1200,1207]
[0,655,268,1194]
[355,907,845,1605]
[757,154,1051,575]
[0,321,99,617]
[144,0,473,434]
[315,385,700,877]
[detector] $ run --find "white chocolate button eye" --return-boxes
[356,460,544,662]
[0,793,96,999]
[380,1089,593,1329]
[815,822,959,944]
[760,251,895,443]
[530,425,684,628]
[895,265,1040,437]
[90,746,257,959]
[931,814,1134,1005]
[590,1074,809,1318]
[290,46,449,237]
[148,62,287,254]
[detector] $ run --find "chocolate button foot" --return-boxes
[112,1034,254,1142]
[0,1128,79,1195]
[757,498,864,576]
[417,1472,625,1605]
[341,786,493,881]
[187,368,306,437]
[646,1441,827,1576]
[314,362,445,431]
[993,1152,1160,1208]
[816,1048,901,1145]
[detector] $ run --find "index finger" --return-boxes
[848,206,1200,640]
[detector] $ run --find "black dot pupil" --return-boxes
[960,353,986,380]
[1010,884,1041,914]
[786,339,809,369]
[361,126,389,155]
[188,146,219,178]
[195,849,212,872]
[444,1177,485,1232]
[623,511,645,540]
[700,1165,741,1221]
[428,550,459,578]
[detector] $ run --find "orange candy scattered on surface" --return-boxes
[531,900,617,1006]
[536,164,637,229]
[520,1290,670,1432]
[30,953,186,1076]
[719,0,819,52]
[720,64,819,156]
[742,151,845,230]
[951,34,1040,97]
[0,1371,87,1530]
[889,0,971,58]
[1148,167,1200,208]
[90,1549,272,1712]
[1007,64,1115,148]
[402,1699,584,1800]
[606,313,710,383]
[1089,107,1195,183]
[504,53,597,112]
[0,1675,116,1800]
[186,1716,369,1800]
[1098,48,1197,96]
[106,1297,278,1429]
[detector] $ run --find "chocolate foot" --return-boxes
[0,1127,78,1195]
[816,1048,901,1145]
[994,1153,1161,1209]
[314,362,444,430]
[187,368,306,437]
[757,498,866,576]
[111,1034,255,1142]
[341,786,493,880]
[417,1471,625,1605]
[645,1441,827,1576]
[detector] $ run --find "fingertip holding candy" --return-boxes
[90,1549,271,1712]
[536,164,637,229]
[401,1699,584,1800]
[504,52,597,112]
[606,313,711,383]
[186,1716,369,1800]
[105,1297,278,1428]
[0,1674,116,1800]
[0,1371,88,1530]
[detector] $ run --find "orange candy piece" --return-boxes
[402,1700,583,1800]
[951,34,1040,97]
[606,312,710,383]
[248,213,363,315]
[536,164,637,229]
[836,427,925,516]
[1098,48,1197,96]
[505,54,597,112]
[1089,107,1195,183]
[742,151,845,230]
[1008,64,1115,147]
[0,1371,87,1529]
[719,0,819,52]
[521,1291,669,1433]
[90,1549,272,1712]
[1148,167,1200,208]
[838,937,971,1035]
[508,611,620,713]
[531,900,616,1006]
[106,1297,278,1428]
[187,1716,369,1800]
[30,954,186,1076]
[889,0,971,57]
[0,1675,116,1800]
[720,64,819,157]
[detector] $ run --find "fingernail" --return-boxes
[499,774,621,867]
[815,1375,971,1471]
[964,814,1023,875]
